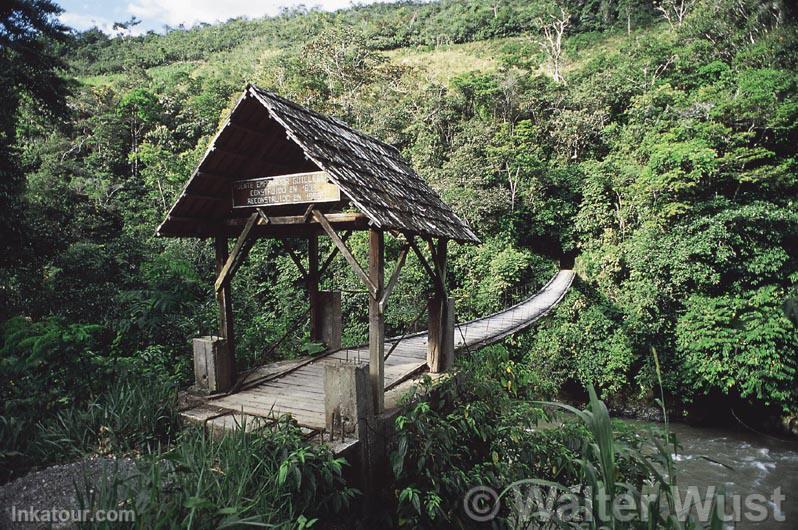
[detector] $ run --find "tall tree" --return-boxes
[535,5,570,83]
[0,0,71,262]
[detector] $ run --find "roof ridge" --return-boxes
[248,84,402,155]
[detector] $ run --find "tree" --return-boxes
[297,26,388,121]
[677,286,798,411]
[117,88,160,180]
[535,5,570,83]
[655,0,695,30]
[0,0,71,262]
[682,0,788,60]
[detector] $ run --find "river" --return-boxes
[625,420,798,529]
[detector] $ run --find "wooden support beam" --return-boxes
[256,208,271,225]
[368,228,385,413]
[427,238,448,296]
[379,244,409,313]
[221,223,363,240]
[214,236,236,375]
[278,240,309,279]
[307,235,321,343]
[225,212,366,227]
[215,211,259,292]
[312,209,376,298]
[407,236,445,294]
[427,238,452,373]
[303,203,316,222]
[319,230,352,278]
[434,238,448,297]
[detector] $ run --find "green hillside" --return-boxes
[2,0,798,526]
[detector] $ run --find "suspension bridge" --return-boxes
[160,85,575,460]
[181,269,574,440]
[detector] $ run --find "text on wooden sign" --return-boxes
[232,171,341,208]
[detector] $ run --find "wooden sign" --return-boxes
[231,171,341,208]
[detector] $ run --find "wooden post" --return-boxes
[316,291,342,350]
[368,229,385,413]
[427,238,453,372]
[308,235,321,342]
[214,236,236,375]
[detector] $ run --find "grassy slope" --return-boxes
[77,22,661,90]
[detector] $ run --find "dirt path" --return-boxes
[0,457,136,529]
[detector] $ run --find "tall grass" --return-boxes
[2,375,180,482]
[33,375,181,462]
[536,384,724,529]
[77,418,358,529]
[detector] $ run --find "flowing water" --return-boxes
[625,420,798,529]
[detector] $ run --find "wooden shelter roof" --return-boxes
[157,84,479,243]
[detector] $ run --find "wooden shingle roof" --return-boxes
[157,84,479,243]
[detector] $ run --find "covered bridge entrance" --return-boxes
[158,85,479,436]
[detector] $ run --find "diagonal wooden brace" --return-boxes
[214,212,260,292]
[278,240,309,279]
[312,209,377,298]
[318,230,352,278]
[407,236,446,295]
[379,243,409,313]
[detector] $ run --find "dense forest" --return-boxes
[1,0,797,527]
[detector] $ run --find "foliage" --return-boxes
[389,362,708,528]
[530,386,717,529]
[450,237,555,319]
[0,0,71,263]
[2,0,798,490]
[527,282,637,396]
[34,375,180,462]
[0,316,181,480]
[78,420,357,529]
[0,316,107,419]
[676,286,798,411]
[389,370,579,528]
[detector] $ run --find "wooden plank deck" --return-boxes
[184,270,574,432]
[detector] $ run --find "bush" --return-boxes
[526,281,636,397]
[0,316,109,481]
[390,369,719,529]
[676,286,798,412]
[0,316,107,418]
[389,371,580,528]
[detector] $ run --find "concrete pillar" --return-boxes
[324,361,385,507]
[324,361,373,442]
[193,336,233,393]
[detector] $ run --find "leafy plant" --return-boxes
[78,419,358,529]
[34,375,180,461]
[676,286,798,411]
